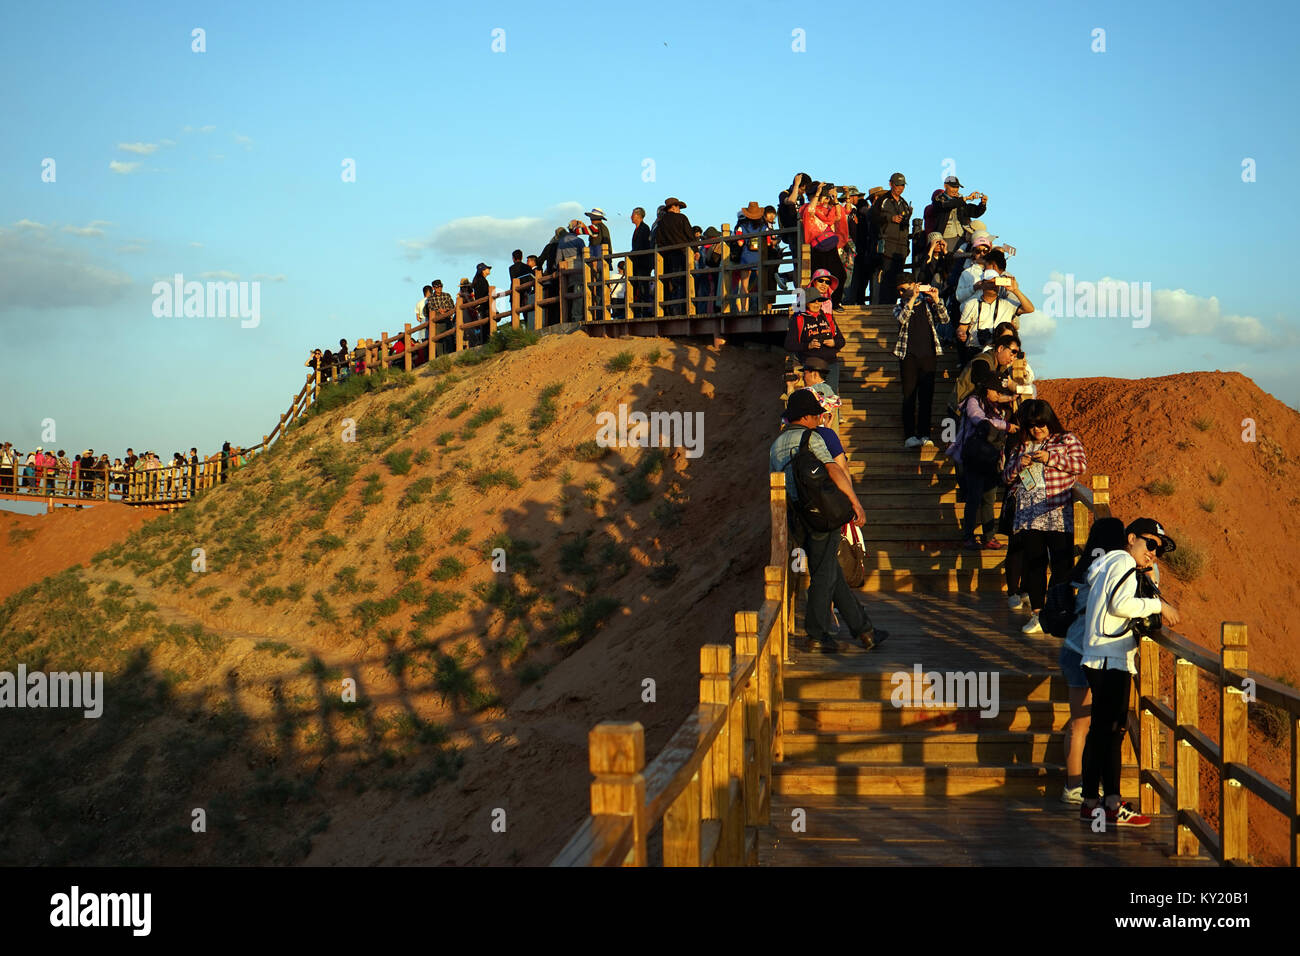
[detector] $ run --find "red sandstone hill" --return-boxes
[1038,370,1300,864]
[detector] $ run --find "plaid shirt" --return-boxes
[427,291,455,318]
[1002,432,1087,521]
[892,295,947,360]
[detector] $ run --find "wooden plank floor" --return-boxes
[759,793,1214,866]
[791,590,1062,675]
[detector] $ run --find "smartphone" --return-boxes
[994,276,1012,287]
[918,284,935,293]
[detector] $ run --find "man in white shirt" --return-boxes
[958,253,1034,347]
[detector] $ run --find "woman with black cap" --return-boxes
[1077,518,1182,827]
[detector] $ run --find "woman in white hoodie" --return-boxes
[1078,518,1182,828]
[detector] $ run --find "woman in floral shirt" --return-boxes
[1002,399,1088,634]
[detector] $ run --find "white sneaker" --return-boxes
[904,436,923,449]
[919,436,935,446]
[1022,612,1043,635]
[1061,785,1084,805]
[1007,593,1027,611]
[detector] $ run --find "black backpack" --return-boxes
[1041,579,1081,638]
[790,429,855,533]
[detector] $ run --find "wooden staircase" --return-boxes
[762,306,1184,863]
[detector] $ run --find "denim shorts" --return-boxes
[1059,645,1089,689]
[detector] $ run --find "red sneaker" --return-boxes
[982,537,1006,550]
[1107,801,1152,827]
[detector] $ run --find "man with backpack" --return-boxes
[770,389,888,654]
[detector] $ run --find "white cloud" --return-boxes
[198,270,241,280]
[109,160,141,175]
[252,273,286,282]
[233,133,253,148]
[398,201,585,261]
[118,142,159,155]
[62,220,112,238]
[13,219,48,232]
[182,125,194,133]
[1018,311,1057,340]
[160,138,176,147]
[0,223,133,310]
[189,241,203,248]
[116,244,147,255]
[200,125,215,133]
[1149,288,1282,349]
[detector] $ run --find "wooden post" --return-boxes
[587,722,647,867]
[685,246,697,318]
[380,332,390,370]
[720,223,733,314]
[597,243,610,321]
[764,565,786,764]
[699,644,731,864]
[403,323,413,372]
[622,255,633,322]
[1220,622,1249,863]
[1138,636,1160,814]
[1291,709,1300,867]
[510,276,521,329]
[663,770,701,867]
[454,300,465,352]
[576,262,589,325]
[653,252,663,319]
[736,611,763,834]
[531,268,543,332]
[1174,657,1200,857]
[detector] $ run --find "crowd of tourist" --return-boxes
[0,441,241,501]
[768,167,1181,829]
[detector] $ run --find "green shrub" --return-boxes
[449,527,471,546]
[573,440,609,462]
[447,402,470,419]
[606,351,635,372]
[394,554,422,574]
[530,383,563,433]
[488,327,541,352]
[646,348,662,364]
[471,468,521,492]
[352,597,400,629]
[384,449,414,475]
[1146,479,1176,497]
[1162,539,1207,581]
[400,476,435,507]
[429,556,467,581]
[435,431,455,446]
[1209,465,1228,486]
[1191,416,1213,432]
[414,589,464,625]
[465,404,504,430]
[414,449,432,465]
[1198,497,1217,513]
[390,527,425,552]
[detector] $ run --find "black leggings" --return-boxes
[1082,663,1131,800]
[1017,528,1073,610]
[899,356,936,440]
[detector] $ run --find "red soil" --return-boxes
[0,503,152,601]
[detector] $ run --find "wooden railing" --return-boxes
[1073,475,1300,865]
[551,472,795,866]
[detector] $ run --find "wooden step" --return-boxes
[858,489,962,505]
[860,569,1007,593]
[860,550,1008,570]
[781,730,1066,764]
[855,478,959,495]
[848,460,955,478]
[852,508,963,526]
[782,699,1062,733]
[772,763,1140,797]
[784,672,1066,702]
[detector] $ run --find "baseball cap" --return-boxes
[944,175,962,186]
[889,172,906,186]
[784,389,824,422]
[971,232,993,249]
[1126,518,1177,555]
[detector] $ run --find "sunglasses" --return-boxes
[813,278,831,285]
[1137,536,1163,552]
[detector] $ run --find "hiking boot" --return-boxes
[857,627,890,651]
[1108,802,1152,827]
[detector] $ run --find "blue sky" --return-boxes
[2,0,1297,492]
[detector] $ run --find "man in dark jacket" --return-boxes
[845,187,885,306]
[924,176,987,253]
[654,197,694,315]
[630,207,653,317]
[871,173,912,305]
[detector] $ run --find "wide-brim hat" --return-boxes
[663,197,686,209]
[741,201,763,220]
[799,356,830,373]
[586,207,606,220]
[703,226,721,239]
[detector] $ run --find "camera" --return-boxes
[1129,569,1163,635]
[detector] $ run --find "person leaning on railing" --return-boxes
[1077,519,1183,828]
[655,198,694,316]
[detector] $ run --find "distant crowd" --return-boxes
[0,441,243,500]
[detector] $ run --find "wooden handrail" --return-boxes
[1074,475,1300,865]
[552,472,793,866]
